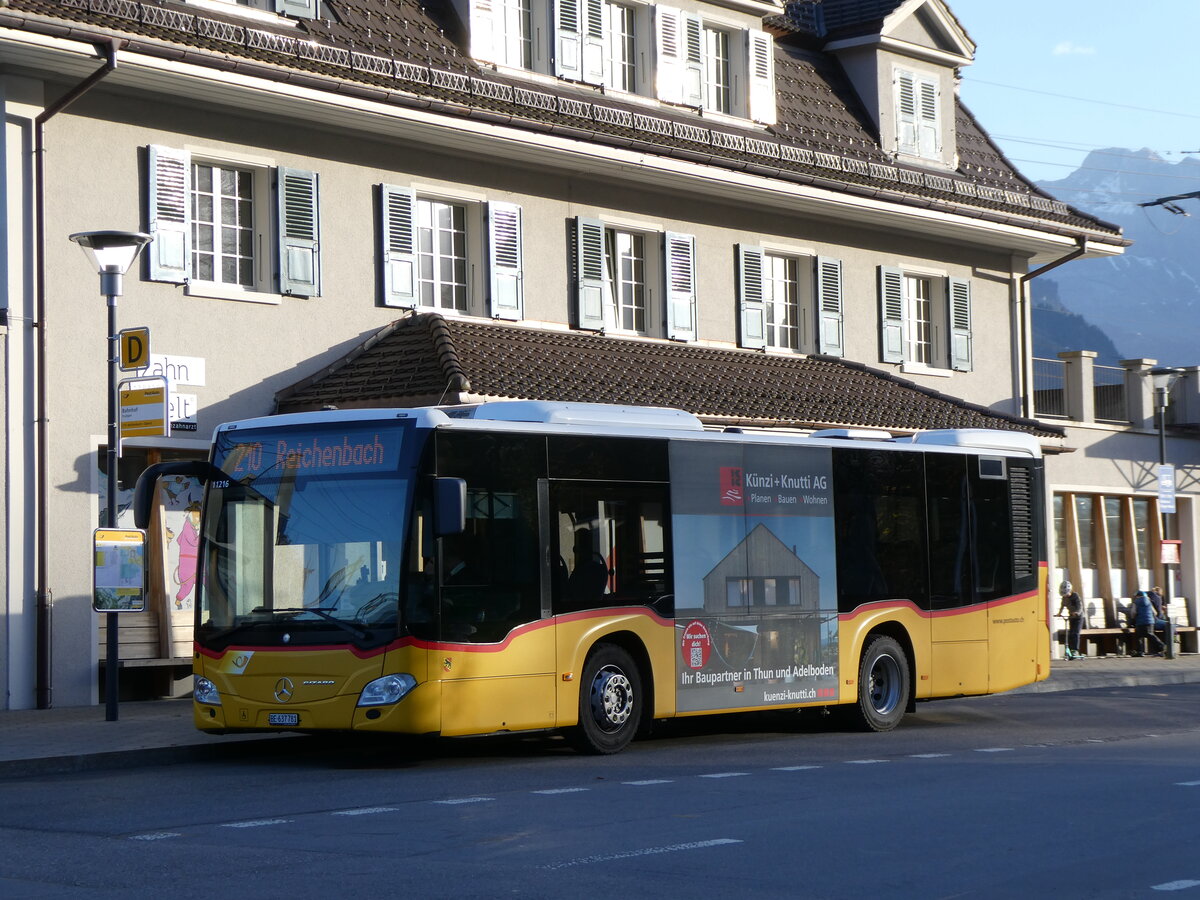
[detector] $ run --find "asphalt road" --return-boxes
[2,684,1199,899]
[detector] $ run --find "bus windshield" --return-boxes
[197,421,420,646]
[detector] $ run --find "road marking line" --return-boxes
[433,797,495,805]
[533,788,590,795]
[975,748,1014,753]
[541,838,742,870]
[699,772,749,778]
[910,753,951,759]
[1176,780,1200,787]
[623,779,673,785]
[773,765,821,771]
[130,833,181,841]
[221,818,292,828]
[845,759,887,764]
[333,807,399,816]
[1152,880,1200,891]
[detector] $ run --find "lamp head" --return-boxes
[1149,366,1182,394]
[69,230,152,276]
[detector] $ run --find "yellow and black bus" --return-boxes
[135,400,1049,753]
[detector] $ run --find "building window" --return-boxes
[1104,497,1126,570]
[1075,495,1095,570]
[764,253,800,351]
[703,25,731,114]
[606,1,637,92]
[147,145,319,299]
[1132,498,1151,567]
[903,274,933,365]
[895,68,940,161]
[191,163,255,288]
[417,199,469,312]
[879,267,972,372]
[497,0,533,68]
[605,228,646,333]
[1053,494,1067,569]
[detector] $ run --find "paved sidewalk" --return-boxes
[2,654,1198,779]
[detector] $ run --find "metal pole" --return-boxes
[104,272,120,722]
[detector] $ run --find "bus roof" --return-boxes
[213,402,1042,459]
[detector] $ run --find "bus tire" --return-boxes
[570,644,642,755]
[852,635,910,732]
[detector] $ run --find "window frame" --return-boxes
[188,158,268,298]
[879,265,970,374]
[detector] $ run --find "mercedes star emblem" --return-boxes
[274,676,295,703]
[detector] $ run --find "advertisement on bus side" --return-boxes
[669,441,839,712]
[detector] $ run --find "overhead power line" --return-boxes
[965,77,1200,121]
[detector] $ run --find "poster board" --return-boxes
[151,474,203,657]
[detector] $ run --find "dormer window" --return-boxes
[464,0,774,124]
[895,68,941,161]
[187,0,319,19]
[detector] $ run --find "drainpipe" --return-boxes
[33,40,119,709]
[1017,237,1089,419]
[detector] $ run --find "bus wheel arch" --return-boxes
[852,627,914,732]
[568,635,649,754]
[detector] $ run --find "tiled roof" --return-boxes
[3,0,1123,243]
[274,313,1066,439]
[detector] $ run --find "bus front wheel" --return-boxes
[853,635,910,732]
[570,644,642,755]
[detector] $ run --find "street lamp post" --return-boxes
[1149,366,1182,609]
[69,230,152,722]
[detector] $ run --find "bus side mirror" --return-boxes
[433,477,466,536]
[132,460,223,529]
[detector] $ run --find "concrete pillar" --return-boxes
[1058,350,1097,424]
[1120,358,1159,432]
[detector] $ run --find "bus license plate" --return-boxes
[268,713,299,726]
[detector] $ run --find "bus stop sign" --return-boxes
[119,327,150,371]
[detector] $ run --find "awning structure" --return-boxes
[275,313,1063,440]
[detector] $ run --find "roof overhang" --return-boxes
[2,26,1119,265]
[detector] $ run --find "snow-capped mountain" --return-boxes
[1033,149,1200,368]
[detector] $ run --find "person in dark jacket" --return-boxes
[1131,590,1166,657]
[1056,581,1084,660]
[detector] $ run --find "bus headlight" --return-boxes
[357,674,417,707]
[194,676,221,706]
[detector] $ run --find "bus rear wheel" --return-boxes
[852,635,910,732]
[570,644,642,755]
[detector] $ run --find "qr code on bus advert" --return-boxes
[690,646,704,668]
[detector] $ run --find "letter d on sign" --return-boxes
[119,327,151,371]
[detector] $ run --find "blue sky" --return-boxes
[949,0,1200,195]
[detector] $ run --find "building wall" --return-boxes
[24,65,1030,705]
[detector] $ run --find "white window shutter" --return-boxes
[747,30,776,125]
[948,277,972,372]
[471,0,498,64]
[879,266,905,363]
[815,256,844,357]
[275,0,318,18]
[147,145,191,284]
[575,217,606,331]
[555,0,583,80]
[489,202,524,320]
[654,6,684,104]
[582,0,607,85]
[380,185,418,308]
[682,15,704,108]
[918,78,940,158]
[896,71,918,156]
[665,231,697,342]
[737,245,765,350]
[277,167,320,297]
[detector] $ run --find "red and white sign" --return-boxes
[681,620,712,670]
[719,467,744,506]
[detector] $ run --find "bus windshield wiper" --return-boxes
[274,607,368,641]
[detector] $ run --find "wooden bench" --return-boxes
[1070,624,1198,658]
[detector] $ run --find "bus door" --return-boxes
[925,454,989,695]
[434,432,556,736]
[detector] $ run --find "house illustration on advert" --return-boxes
[702,524,821,612]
